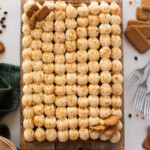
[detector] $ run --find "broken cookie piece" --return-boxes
[28,11,36,30]
[136,7,150,21]
[125,25,150,54]
[104,126,118,137]
[138,25,150,39]
[142,0,150,11]
[90,125,106,131]
[104,116,120,126]
[26,4,39,19]
[36,6,50,21]
[0,41,5,53]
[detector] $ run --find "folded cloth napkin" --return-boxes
[0,63,20,139]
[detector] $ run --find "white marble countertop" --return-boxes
[0,0,150,149]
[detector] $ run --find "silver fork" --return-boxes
[125,63,150,90]
[144,94,150,119]
[134,72,150,111]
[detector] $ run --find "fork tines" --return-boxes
[134,88,146,111]
[144,96,150,119]
[125,73,141,90]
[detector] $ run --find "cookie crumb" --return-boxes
[136,114,139,117]
[1,17,6,21]
[4,11,8,15]
[142,116,145,120]
[129,1,132,4]
[128,113,132,118]
[0,30,2,34]
[2,24,6,28]
[134,56,138,60]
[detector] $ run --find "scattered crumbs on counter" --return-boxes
[142,116,145,120]
[134,56,138,60]
[128,113,132,118]
[136,114,139,117]
[0,11,8,32]
[129,1,133,5]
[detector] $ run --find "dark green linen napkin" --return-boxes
[0,63,20,139]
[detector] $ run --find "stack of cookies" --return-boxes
[125,0,150,54]
[22,0,123,143]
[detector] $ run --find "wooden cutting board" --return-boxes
[20,0,124,149]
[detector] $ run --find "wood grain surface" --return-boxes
[20,0,124,149]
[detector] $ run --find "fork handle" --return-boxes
[141,63,150,84]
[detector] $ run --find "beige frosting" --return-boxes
[44,104,55,116]
[56,107,67,119]
[89,84,100,96]
[58,130,68,142]
[69,129,79,140]
[66,85,77,95]
[42,73,54,84]
[35,128,45,142]
[65,18,77,29]
[46,129,57,141]
[77,3,89,17]
[88,95,99,107]
[66,95,77,107]
[77,85,88,97]
[89,1,100,15]
[66,4,77,18]
[57,118,68,130]
[79,128,89,141]
[55,96,66,107]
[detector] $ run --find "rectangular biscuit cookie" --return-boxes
[28,11,36,30]
[138,25,150,39]
[128,20,150,26]
[136,7,150,21]
[36,6,50,21]
[142,0,150,10]
[26,4,39,19]
[124,25,150,54]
